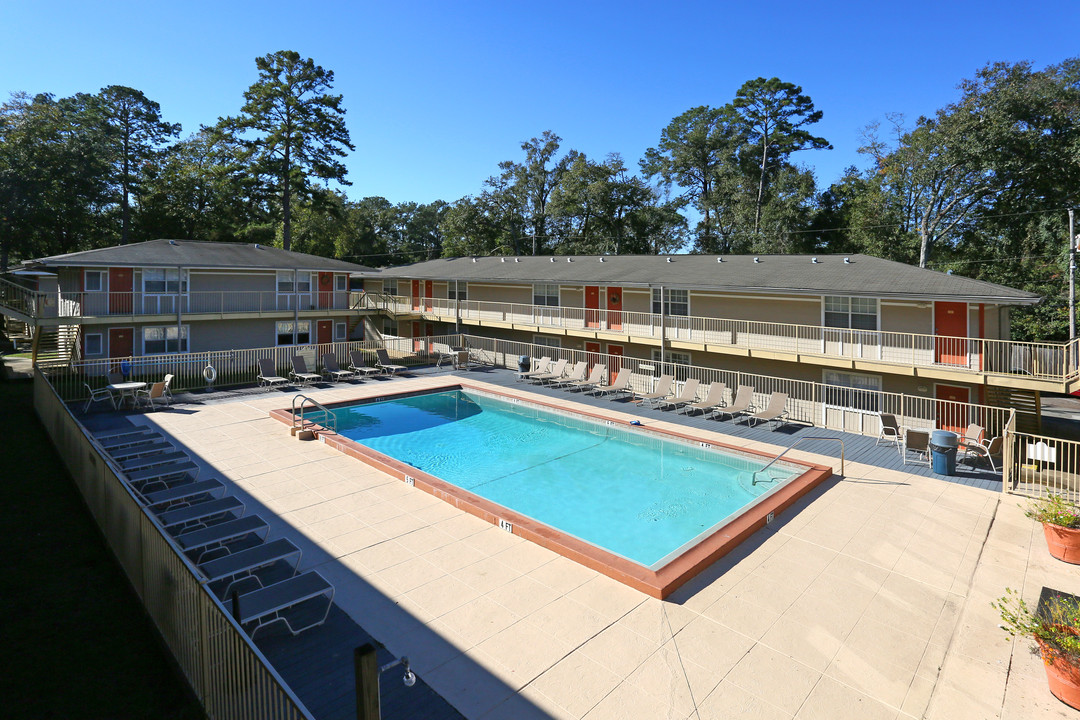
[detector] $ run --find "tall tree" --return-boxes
[223,50,354,251]
[495,131,571,254]
[97,86,180,244]
[730,77,831,234]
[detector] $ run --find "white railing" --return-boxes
[374,294,1079,383]
[33,370,314,720]
[1004,430,1080,504]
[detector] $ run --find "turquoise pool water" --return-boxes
[332,389,798,568]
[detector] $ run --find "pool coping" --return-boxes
[269,378,833,599]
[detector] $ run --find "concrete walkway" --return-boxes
[90,372,1080,719]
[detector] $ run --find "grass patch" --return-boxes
[0,378,205,719]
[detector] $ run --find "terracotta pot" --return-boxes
[1036,636,1080,709]
[1042,523,1080,564]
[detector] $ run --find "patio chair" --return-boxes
[348,350,382,377]
[637,374,674,408]
[140,478,224,508]
[162,374,175,403]
[877,413,902,449]
[902,428,931,466]
[432,343,457,369]
[135,381,170,411]
[83,383,116,413]
[963,435,1003,472]
[233,570,334,638]
[683,383,727,417]
[199,537,303,599]
[321,354,356,383]
[746,391,789,429]
[175,515,270,563]
[591,370,633,399]
[657,378,701,412]
[376,348,408,376]
[565,364,606,392]
[960,424,988,451]
[257,358,290,391]
[715,385,755,421]
[156,496,246,534]
[518,357,552,381]
[547,361,586,387]
[290,356,321,386]
[529,358,567,384]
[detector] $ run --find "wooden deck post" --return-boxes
[355,643,380,720]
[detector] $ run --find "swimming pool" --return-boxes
[273,382,832,597]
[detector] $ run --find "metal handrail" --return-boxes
[291,394,337,434]
[753,436,845,485]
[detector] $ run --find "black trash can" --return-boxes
[930,429,959,475]
[518,355,531,374]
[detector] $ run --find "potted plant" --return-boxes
[1024,494,1080,564]
[995,588,1080,709]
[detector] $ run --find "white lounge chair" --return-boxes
[683,382,727,417]
[162,373,175,404]
[637,374,674,408]
[233,571,334,638]
[566,364,606,392]
[257,359,290,391]
[550,361,587,387]
[290,356,321,386]
[715,385,755,421]
[348,350,382,377]
[591,370,633,399]
[529,358,567,384]
[657,378,701,412]
[376,348,408,376]
[746,391,789,429]
[321,354,355,383]
[519,357,552,381]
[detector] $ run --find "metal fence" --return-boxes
[1003,430,1080,504]
[32,371,314,720]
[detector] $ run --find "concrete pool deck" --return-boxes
[99,372,1078,719]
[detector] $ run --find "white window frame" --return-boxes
[335,321,347,341]
[84,333,103,355]
[142,325,189,355]
[382,279,398,297]
[276,321,294,346]
[84,270,106,293]
[823,296,878,331]
[533,335,561,349]
[142,268,189,295]
[335,274,347,292]
[652,288,689,317]
[533,283,560,307]
[383,318,399,337]
[823,369,882,413]
[449,281,468,301]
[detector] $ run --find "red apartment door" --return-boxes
[109,267,133,314]
[109,327,133,359]
[585,286,600,328]
[934,302,968,366]
[412,322,435,352]
[424,281,433,311]
[318,272,333,309]
[607,343,624,374]
[412,280,421,311]
[935,384,970,434]
[317,320,333,345]
[584,341,602,371]
[411,280,433,312]
[606,287,623,331]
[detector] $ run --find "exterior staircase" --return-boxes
[31,324,81,365]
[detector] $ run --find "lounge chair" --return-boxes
[126,461,201,488]
[902,429,931,466]
[233,570,334,638]
[746,391,789,429]
[257,358,290,391]
[348,350,382,377]
[199,537,303,599]
[432,342,457,369]
[591,370,633,399]
[715,385,755,421]
[135,381,169,411]
[963,435,1003,472]
[637,374,674,408]
[375,348,408,376]
[877,413,902,449]
[156,496,246,533]
[321,354,355,383]
[683,383,727,417]
[550,361,587,387]
[107,439,173,461]
[163,373,175,403]
[97,427,154,449]
[120,450,190,472]
[175,515,270,563]
[518,356,552,381]
[140,478,225,508]
[529,358,567,384]
[566,364,606,392]
[83,382,116,413]
[658,378,701,412]
[290,356,321,386]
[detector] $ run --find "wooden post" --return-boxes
[355,643,380,720]
[230,590,241,624]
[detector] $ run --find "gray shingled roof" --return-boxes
[370,254,1039,304]
[25,239,372,273]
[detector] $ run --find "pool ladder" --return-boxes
[752,436,845,485]
[292,394,337,435]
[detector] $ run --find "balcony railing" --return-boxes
[0,277,365,318]
[360,293,1080,384]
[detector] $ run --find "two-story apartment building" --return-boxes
[0,239,372,362]
[360,254,1080,421]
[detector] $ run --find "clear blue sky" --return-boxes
[3,1,1078,206]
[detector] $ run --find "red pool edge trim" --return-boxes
[269,381,833,600]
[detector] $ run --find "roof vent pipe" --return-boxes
[550,257,555,262]
[472,257,477,263]
[717,257,723,263]
[812,257,819,263]
[666,257,673,263]
[754,257,760,263]
[500,257,505,262]
[169,239,177,246]
[599,257,605,262]
[254,243,260,249]
[844,257,851,264]
[515,258,520,262]
[567,257,573,262]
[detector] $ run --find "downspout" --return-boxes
[659,284,667,370]
[293,268,299,345]
[177,264,183,353]
[455,279,461,334]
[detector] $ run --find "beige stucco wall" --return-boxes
[881,303,932,334]
[467,284,532,303]
[622,288,651,313]
[189,270,275,293]
[689,292,820,324]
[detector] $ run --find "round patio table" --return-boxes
[107,381,147,409]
